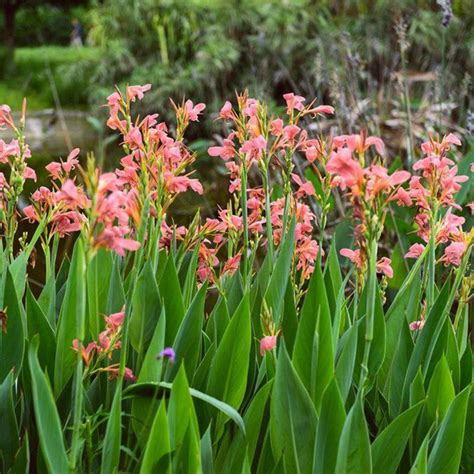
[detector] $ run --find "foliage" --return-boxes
[0,84,473,473]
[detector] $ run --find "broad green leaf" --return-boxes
[461,391,474,472]
[54,239,86,397]
[125,381,245,434]
[425,356,455,425]
[9,432,29,474]
[0,269,25,382]
[314,378,346,474]
[335,394,372,474]
[335,321,359,403]
[427,386,471,474]
[223,381,273,473]
[206,295,230,346]
[200,426,213,474]
[28,336,69,473]
[293,262,333,409]
[270,343,317,473]
[263,218,295,324]
[371,402,423,474]
[129,262,161,356]
[165,283,207,381]
[207,293,251,410]
[101,386,122,474]
[168,365,201,472]
[106,257,125,314]
[159,256,185,346]
[140,399,172,473]
[86,248,113,339]
[26,289,55,380]
[410,431,430,474]
[0,372,18,471]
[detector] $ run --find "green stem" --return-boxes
[426,205,439,311]
[358,238,378,393]
[262,171,273,264]
[241,165,249,286]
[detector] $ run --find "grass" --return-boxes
[1,46,101,111]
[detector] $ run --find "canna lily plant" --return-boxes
[0,85,473,473]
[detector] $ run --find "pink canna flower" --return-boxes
[260,335,278,356]
[23,205,39,222]
[62,148,80,173]
[105,306,125,331]
[340,248,363,268]
[405,243,425,259]
[376,257,393,278]
[0,105,13,129]
[326,148,364,190]
[23,167,37,181]
[291,173,315,198]
[102,365,136,382]
[123,127,143,150]
[45,161,62,180]
[270,118,284,135]
[409,319,425,331]
[304,104,335,116]
[283,93,305,114]
[208,135,236,161]
[163,172,203,195]
[219,101,233,119]
[72,339,97,366]
[126,84,151,102]
[440,241,467,267]
[185,100,206,121]
[57,180,90,209]
[240,135,267,162]
[222,253,241,276]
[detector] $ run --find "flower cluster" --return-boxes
[401,134,469,267]
[72,306,136,382]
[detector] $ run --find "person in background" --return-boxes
[70,18,83,47]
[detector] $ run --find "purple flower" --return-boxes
[158,347,175,363]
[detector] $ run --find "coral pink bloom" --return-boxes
[124,127,143,150]
[222,253,241,276]
[163,172,203,194]
[240,135,267,162]
[72,339,97,366]
[23,205,39,222]
[305,105,335,116]
[283,125,301,141]
[126,84,151,102]
[45,161,62,180]
[283,93,305,114]
[185,100,206,121]
[260,335,278,356]
[62,148,80,173]
[57,180,90,209]
[51,211,84,236]
[409,319,425,331]
[326,148,364,189]
[106,91,122,114]
[219,101,233,119]
[405,243,425,259]
[340,248,363,268]
[23,167,37,181]
[208,136,236,161]
[270,118,284,135]
[334,133,385,156]
[0,105,13,129]
[291,173,315,198]
[105,306,125,331]
[376,257,393,278]
[392,187,412,206]
[440,241,467,267]
[103,365,136,382]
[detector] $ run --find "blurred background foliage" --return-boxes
[1,0,473,139]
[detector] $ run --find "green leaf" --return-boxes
[86,248,113,339]
[263,218,295,324]
[165,283,207,382]
[28,336,69,473]
[54,239,86,397]
[129,262,162,357]
[410,431,430,474]
[461,391,474,472]
[335,321,359,403]
[26,289,55,380]
[314,378,346,474]
[0,372,19,471]
[159,256,185,346]
[207,293,251,410]
[425,356,455,425]
[371,402,423,474]
[427,385,471,474]
[335,394,372,474]
[0,269,25,382]
[293,262,333,409]
[126,381,246,435]
[101,386,122,474]
[106,257,125,314]
[270,343,317,473]
[140,399,172,473]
